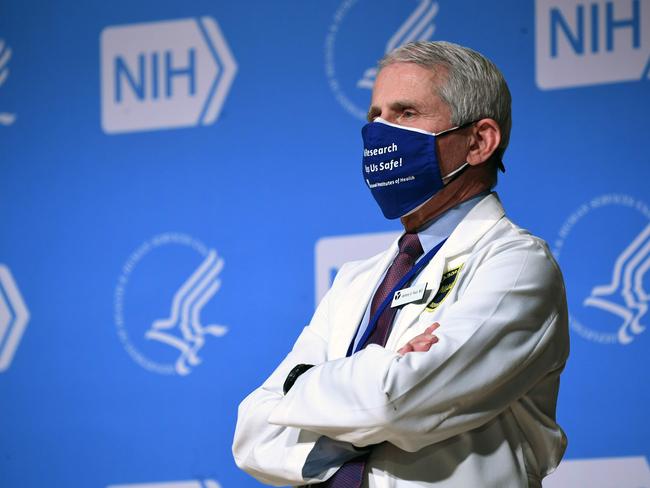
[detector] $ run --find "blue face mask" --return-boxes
[361,117,472,220]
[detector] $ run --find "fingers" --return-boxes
[398,336,436,355]
[425,322,440,334]
[408,335,438,352]
[397,343,414,355]
[398,323,441,355]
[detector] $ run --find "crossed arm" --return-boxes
[232,311,440,485]
[233,240,568,485]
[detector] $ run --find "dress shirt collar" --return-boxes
[416,191,491,255]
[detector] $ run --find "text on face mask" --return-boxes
[363,142,397,157]
[366,175,415,188]
[365,158,403,173]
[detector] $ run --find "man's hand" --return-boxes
[397,323,440,355]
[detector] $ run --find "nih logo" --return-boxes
[536,0,650,89]
[100,17,237,134]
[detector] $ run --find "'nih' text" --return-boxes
[535,0,650,89]
[100,17,237,134]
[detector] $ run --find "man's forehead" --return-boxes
[377,61,448,84]
[367,62,451,123]
[371,63,446,99]
[371,66,446,103]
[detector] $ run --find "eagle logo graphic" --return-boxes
[584,225,649,344]
[357,0,439,90]
[145,250,228,375]
[0,39,16,126]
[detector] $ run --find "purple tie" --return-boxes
[315,233,424,488]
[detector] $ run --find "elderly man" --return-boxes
[233,41,569,488]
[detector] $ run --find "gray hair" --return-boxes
[380,41,512,161]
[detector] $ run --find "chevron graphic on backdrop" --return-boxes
[0,39,16,126]
[356,0,439,89]
[145,250,228,375]
[584,224,650,344]
[544,455,650,487]
[0,265,29,372]
[108,480,221,488]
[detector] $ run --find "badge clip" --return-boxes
[391,282,427,308]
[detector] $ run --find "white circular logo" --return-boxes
[553,194,650,345]
[325,0,440,119]
[114,233,228,375]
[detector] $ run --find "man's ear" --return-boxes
[466,118,501,166]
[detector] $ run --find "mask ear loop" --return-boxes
[436,120,476,183]
[433,120,476,137]
[446,120,507,173]
[441,162,470,183]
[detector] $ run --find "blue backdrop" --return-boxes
[1,0,649,487]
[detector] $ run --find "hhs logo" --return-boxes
[100,17,237,134]
[553,194,650,345]
[114,233,228,375]
[536,0,650,89]
[325,0,439,120]
[0,39,16,126]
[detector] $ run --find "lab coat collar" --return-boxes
[386,192,506,348]
[328,193,505,358]
[438,191,505,257]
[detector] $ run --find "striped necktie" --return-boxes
[316,232,423,488]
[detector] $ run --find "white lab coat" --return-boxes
[233,193,569,487]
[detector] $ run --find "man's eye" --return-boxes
[402,111,416,119]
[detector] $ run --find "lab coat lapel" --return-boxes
[327,238,400,359]
[386,247,447,348]
[387,193,506,349]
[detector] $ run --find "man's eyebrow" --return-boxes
[366,100,422,121]
[367,106,381,122]
[391,100,419,111]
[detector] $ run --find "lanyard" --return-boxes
[349,238,448,356]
